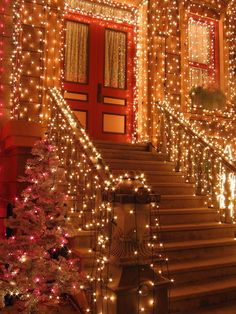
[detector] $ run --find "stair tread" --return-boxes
[164,237,236,251]
[112,170,183,175]
[107,158,173,164]
[191,300,236,314]
[169,255,236,273]
[170,275,236,300]
[99,148,153,154]
[159,222,234,231]
[155,208,217,214]
[151,182,193,187]
[94,140,236,312]
[161,194,206,199]
[94,140,148,145]
[73,247,94,256]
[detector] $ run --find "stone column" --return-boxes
[0,0,13,126]
[0,0,64,235]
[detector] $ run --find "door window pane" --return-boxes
[104,29,126,89]
[65,21,88,83]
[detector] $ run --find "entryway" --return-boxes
[63,12,135,142]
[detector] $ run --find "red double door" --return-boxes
[63,13,135,142]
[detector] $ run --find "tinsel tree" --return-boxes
[0,139,86,312]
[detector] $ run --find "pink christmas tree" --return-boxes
[0,139,87,312]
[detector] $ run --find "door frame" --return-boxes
[62,9,137,142]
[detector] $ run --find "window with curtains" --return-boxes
[188,16,219,88]
[65,21,89,83]
[104,29,127,89]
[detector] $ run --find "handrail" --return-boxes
[47,87,111,185]
[156,101,236,222]
[46,88,115,312]
[46,88,169,312]
[159,102,236,171]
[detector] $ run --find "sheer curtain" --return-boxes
[65,21,88,83]
[188,20,210,64]
[190,67,209,87]
[105,29,126,89]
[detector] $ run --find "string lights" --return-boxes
[8,0,236,145]
[47,87,169,313]
[3,0,236,310]
[157,100,236,221]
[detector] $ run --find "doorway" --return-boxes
[63,12,135,142]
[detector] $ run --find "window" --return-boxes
[65,21,89,83]
[188,15,219,88]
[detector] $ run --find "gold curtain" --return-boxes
[105,29,126,89]
[188,20,210,65]
[65,21,88,83]
[190,67,209,87]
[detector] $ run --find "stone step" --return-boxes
[112,169,185,185]
[68,231,94,250]
[170,275,236,313]
[94,140,150,151]
[151,183,195,195]
[107,159,175,171]
[73,247,96,271]
[192,300,236,314]
[153,208,219,225]
[154,222,235,242]
[159,195,207,209]
[112,169,185,183]
[93,139,236,313]
[146,171,186,183]
[160,238,236,262]
[99,148,165,161]
[167,256,236,287]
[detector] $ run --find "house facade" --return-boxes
[0,0,236,312]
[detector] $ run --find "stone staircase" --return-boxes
[94,140,236,314]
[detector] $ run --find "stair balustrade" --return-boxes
[46,87,116,311]
[45,88,170,313]
[156,101,236,223]
[46,88,112,228]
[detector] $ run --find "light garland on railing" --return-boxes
[160,100,235,164]
[49,88,113,312]
[157,101,236,221]
[48,88,170,313]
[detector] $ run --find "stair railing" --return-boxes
[45,88,170,313]
[156,101,236,223]
[46,88,112,227]
[46,88,115,311]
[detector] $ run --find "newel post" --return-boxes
[101,179,170,314]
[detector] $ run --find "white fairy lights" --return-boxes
[8,0,236,144]
[47,87,168,313]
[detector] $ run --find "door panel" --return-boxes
[63,13,134,142]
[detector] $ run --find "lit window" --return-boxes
[188,15,219,88]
